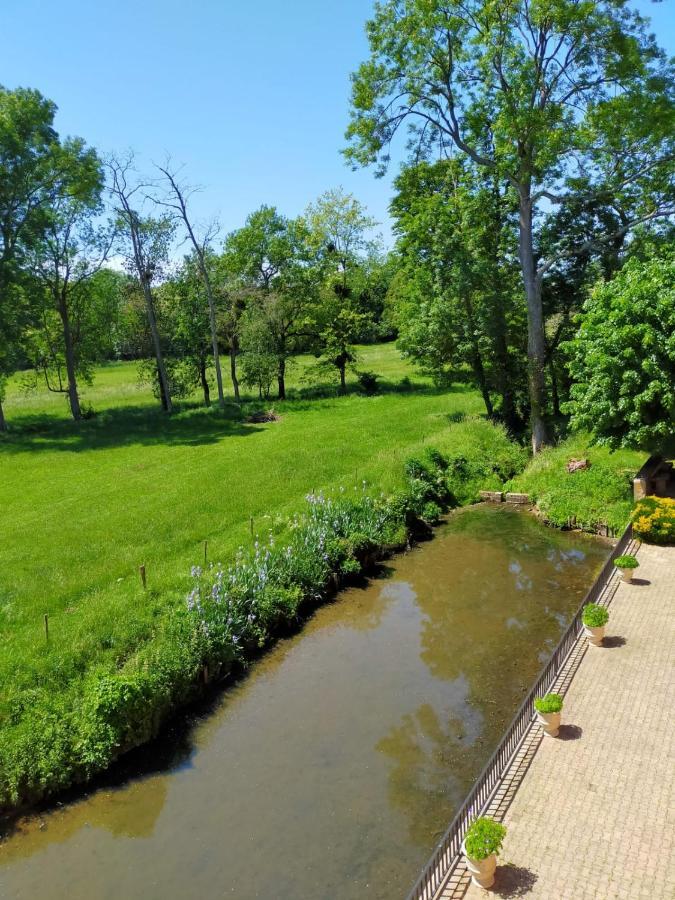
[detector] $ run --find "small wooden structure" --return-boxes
[633,455,674,500]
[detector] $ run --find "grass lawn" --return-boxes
[505,433,645,535]
[1,345,518,745]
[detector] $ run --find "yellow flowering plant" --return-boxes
[632,496,675,545]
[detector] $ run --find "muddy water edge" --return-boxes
[0,505,609,900]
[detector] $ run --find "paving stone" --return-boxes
[438,543,675,900]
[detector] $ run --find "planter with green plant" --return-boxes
[582,603,609,646]
[613,554,639,583]
[461,816,507,889]
[534,693,563,737]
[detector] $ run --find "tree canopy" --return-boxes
[565,249,675,453]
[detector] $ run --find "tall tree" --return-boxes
[305,189,380,393]
[107,155,175,412]
[223,206,318,400]
[391,159,526,428]
[156,163,227,408]
[0,86,89,430]
[26,146,113,419]
[345,0,675,451]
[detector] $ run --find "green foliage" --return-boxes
[0,344,530,809]
[582,604,609,628]
[505,435,644,534]
[390,159,526,428]
[632,496,675,545]
[565,251,675,452]
[356,370,379,395]
[613,555,639,569]
[464,817,506,861]
[534,693,563,714]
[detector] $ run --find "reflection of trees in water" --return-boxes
[0,772,170,863]
[376,697,485,848]
[376,507,607,847]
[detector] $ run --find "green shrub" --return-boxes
[356,370,380,395]
[421,501,443,524]
[582,603,609,628]
[632,496,675,545]
[464,817,507,860]
[614,555,639,569]
[534,693,563,714]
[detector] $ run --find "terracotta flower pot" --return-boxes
[462,842,497,889]
[583,623,605,646]
[536,710,561,737]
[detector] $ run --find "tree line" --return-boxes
[2,0,674,454]
[0,89,394,426]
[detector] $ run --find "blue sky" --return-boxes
[2,0,673,248]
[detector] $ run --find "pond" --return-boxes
[0,505,608,899]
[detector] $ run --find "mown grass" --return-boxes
[505,433,645,535]
[1,343,531,808]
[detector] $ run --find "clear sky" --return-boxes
[2,0,673,247]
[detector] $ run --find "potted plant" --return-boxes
[462,816,506,889]
[582,603,609,646]
[613,554,639,583]
[534,693,563,737]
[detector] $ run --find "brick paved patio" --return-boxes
[443,542,675,900]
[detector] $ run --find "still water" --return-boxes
[0,506,607,899]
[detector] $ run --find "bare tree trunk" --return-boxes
[277,357,286,400]
[339,361,347,395]
[58,295,82,421]
[158,166,226,409]
[203,270,226,409]
[142,277,172,413]
[230,344,240,402]
[0,397,6,432]
[462,289,493,418]
[518,189,548,453]
[549,358,561,418]
[199,357,210,406]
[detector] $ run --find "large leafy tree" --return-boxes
[391,159,526,428]
[224,206,318,399]
[0,86,96,429]
[25,144,113,420]
[565,249,675,453]
[305,189,380,392]
[345,0,675,451]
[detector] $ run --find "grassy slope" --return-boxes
[1,345,522,727]
[505,433,644,534]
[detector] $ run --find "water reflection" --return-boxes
[0,507,608,900]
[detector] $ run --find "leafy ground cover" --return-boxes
[0,344,526,809]
[505,434,644,535]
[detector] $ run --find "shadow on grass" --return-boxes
[1,378,481,455]
[0,402,263,454]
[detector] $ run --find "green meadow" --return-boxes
[1,346,515,741]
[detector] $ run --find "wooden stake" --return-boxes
[44,613,49,642]
[139,564,147,589]
[249,515,254,538]
[204,540,208,564]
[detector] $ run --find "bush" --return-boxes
[614,555,639,569]
[356,370,380,395]
[464,817,507,860]
[534,693,563,714]
[632,496,675,545]
[582,603,609,628]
